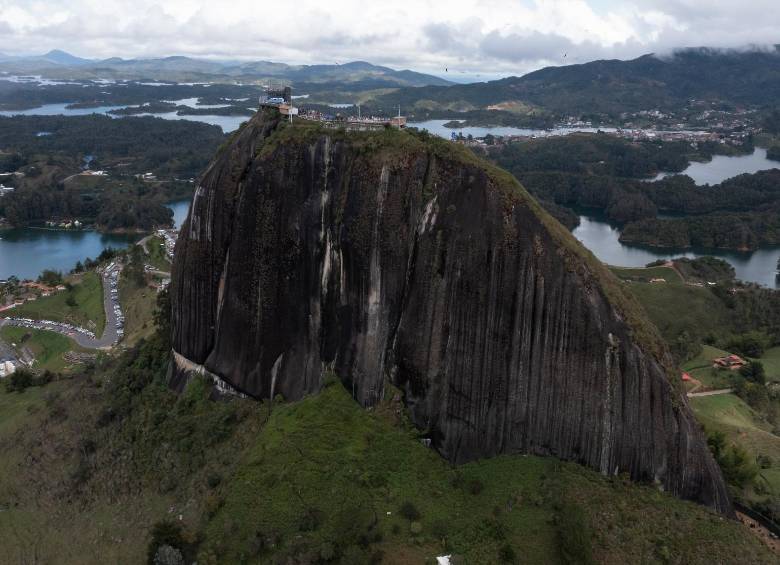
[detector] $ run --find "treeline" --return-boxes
[0,177,175,231]
[491,133,701,178]
[620,213,780,249]
[0,114,225,177]
[486,134,780,249]
[0,81,260,111]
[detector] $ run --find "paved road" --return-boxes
[687,388,734,398]
[0,265,123,350]
[94,265,122,347]
[138,234,154,254]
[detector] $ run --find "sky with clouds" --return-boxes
[0,0,778,78]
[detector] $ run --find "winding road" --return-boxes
[0,265,123,350]
[687,388,735,398]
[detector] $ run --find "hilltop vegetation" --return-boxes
[0,114,225,177]
[0,317,774,563]
[482,134,780,250]
[371,47,780,119]
[0,115,224,231]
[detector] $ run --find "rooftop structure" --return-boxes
[713,354,746,370]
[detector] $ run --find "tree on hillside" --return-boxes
[38,269,63,287]
[126,245,146,287]
[739,361,766,385]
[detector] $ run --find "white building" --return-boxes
[0,360,16,378]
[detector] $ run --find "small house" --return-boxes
[713,354,746,370]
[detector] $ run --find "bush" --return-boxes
[38,269,63,287]
[5,368,34,392]
[707,431,759,489]
[399,501,421,521]
[727,332,771,358]
[739,361,766,385]
[468,478,485,495]
[499,543,517,563]
[146,521,191,565]
[557,503,595,565]
[153,545,184,565]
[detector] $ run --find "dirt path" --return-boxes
[737,512,780,556]
[687,388,734,398]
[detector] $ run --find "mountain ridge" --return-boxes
[0,50,452,86]
[372,46,780,115]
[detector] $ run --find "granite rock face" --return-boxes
[170,111,732,514]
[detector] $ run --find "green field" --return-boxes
[682,345,737,389]
[758,346,780,383]
[118,277,158,345]
[0,369,774,564]
[621,280,731,347]
[0,326,88,372]
[199,380,774,564]
[609,264,683,284]
[144,235,172,272]
[4,272,105,336]
[690,393,780,504]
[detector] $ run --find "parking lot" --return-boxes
[0,262,126,350]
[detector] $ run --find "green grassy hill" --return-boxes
[691,393,780,509]
[3,271,105,335]
[0,358,774,564]
[0,326,90,372]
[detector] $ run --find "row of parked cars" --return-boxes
[2,316,96,340]
[105,263,125,341]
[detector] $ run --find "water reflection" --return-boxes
[572,213,780,288]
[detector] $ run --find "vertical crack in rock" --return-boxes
[170,111,733,515]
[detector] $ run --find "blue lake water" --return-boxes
[572,213,780,289]
[408,119,617,139]
[0,199,192,280]
[168,199,191,229]
[649,147,778,185]
[0,228,136,280]
[0,103,246,133]
[0,103,127,116]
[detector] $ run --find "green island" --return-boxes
[0,115,225,233]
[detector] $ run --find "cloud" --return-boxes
[0,1,777,77]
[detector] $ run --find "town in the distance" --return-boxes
[1,30,780,565]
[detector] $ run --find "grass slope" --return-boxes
[619,279,731,347]
[610,265,683,284]
[758,346,780,383]
[691,393,780,505]
[5,272,105,335]
[0,326,88,372]
[118,277,158,346]
[145,235,172,272]
[200,380,774,564]
[682,345,736,390]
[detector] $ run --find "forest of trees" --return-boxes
[486,134,780,250]
[620,213,780,249]
[0,176,176,231]
[0,114,225,177]
[0,114,225,231]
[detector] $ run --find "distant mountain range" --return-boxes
[0,50,452,87]
[372,46,780,116]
